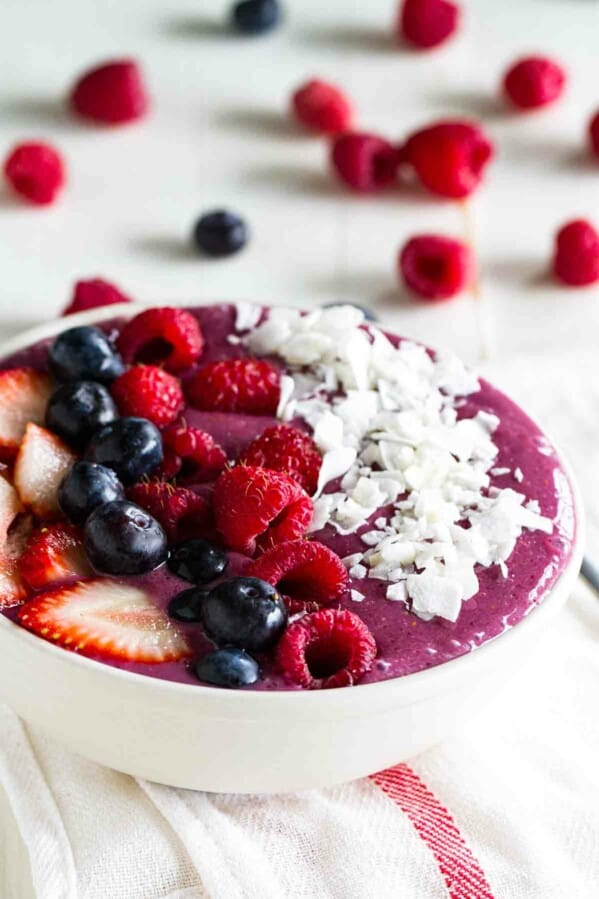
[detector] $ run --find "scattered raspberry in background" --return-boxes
[246,539,349,605]
[399,0,460,50]
[70,59,149,125]
[187,358,280,415]
[553,219,599,287]
[291,79,353,134]
[111,365,184,428]
[214,465,313,555]
[503,56,566,110]
[331,132,399,192]
[402,119,494,198]
[242,424,321,494]
[276,608,377,689]
[62,278,132,316]
[128,481,212,542]
[117,307,204,372]
[588,111,599,160]
[3,142,65,206]
[162,420,227,482]
[399,234,474,300]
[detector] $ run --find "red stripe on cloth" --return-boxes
[370,764,495,899]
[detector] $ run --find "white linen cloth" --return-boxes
[0,347,597,899]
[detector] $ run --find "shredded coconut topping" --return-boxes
[241,304,553,623]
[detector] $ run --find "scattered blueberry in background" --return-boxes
[192,209,249,257]
[202,576,287,652]
[59,460,125,525]
[49,326,125,384]
[85,416,163,484]
[168,587,207,623]
[195,647,260,688]
[46,381,118,449]
[167,538,228,584]
[84,499,168,575]
[230,0,282,35]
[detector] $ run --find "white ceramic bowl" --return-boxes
[0,308,585,794]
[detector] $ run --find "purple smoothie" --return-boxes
[0,305,576,690]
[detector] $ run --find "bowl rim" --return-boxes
[0,302,585,712]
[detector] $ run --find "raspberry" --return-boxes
[70,59,149,125]
[63,278,132,316]
[399,234,473,300]
[291,79,353,134]
[331,133,399,192]
[187,358,280,415]
[588,111,599,160]
[4,142,65,206]
[403,120,494,199]
[242,425,321,494]
[111,365,183,428]
[276,608,377,689]
[552,219,599,287]
[503,56,566,110]
[214,466,313,555]
[399,0,459,50]
[128,481,212,542]
[246,539,348,605]
[161,420,227,482]
[117,307,204,372]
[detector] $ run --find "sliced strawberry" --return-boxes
[14,423,77,518]
[0,514,33,610]
[19,523,91,591]
[0,476,24,544]
[18,579,191,663]
[0,368,53,460]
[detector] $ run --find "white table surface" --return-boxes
[1,0,598,894]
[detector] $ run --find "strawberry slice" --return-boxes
[14,423,77,518]
[0,514,33,610]
[0,368,53,460]
[0,475,23,544]
[18,579,191,663]
[19,523,91,591]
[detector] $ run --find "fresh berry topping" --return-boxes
[84,500,168,575]
[58,461,125,525]
[503,56,566,110]
[85,417,163,484]
[167,538,228,584]
[246,540,349,605]
[323,302,378,321]
[276,608,377,689]
[3,142,65,206]
[161,420,227,483]
[0,556,28,610]
[398,0,459,50]
[195,648,260,688]
[291,79,353,134]
[0,368,53,460]
[70,59,149,125]
[63,278,132,317]
[231,0,282,34]
[168,587,206,623]
[46,381,118,449]
[18,579,190,663]
[18,523,91,592]
[111,366,184,429]
[49,326,125,384]
[0,477,23,545]
[193,210,249,257]
[331,132,399,192]
[553,219,599,287]
[0,513,32,609]
[117,307,203,372]
[588,111,599,161]
[399,234,474,300]
[242,424,321,494]
[127,481,212,543]
[187,358,280,415]
[214,466,313,555]
[202,576,287,651]
[403,120,494,199]
[14,424,77,518]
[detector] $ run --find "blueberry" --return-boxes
[49,326,124,384]
[192,210,248,257]
[167,539,228,585]
[84,500,167,575]
[202,576,287,652]
[323,303,378,322]
[46,381,118,449]
[58,460,125,525]
[85,417,163,484]
[195,648,260,688]
[168,587,207,623]
[231,0,281,34]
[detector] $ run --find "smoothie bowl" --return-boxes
[0,302,582,792]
